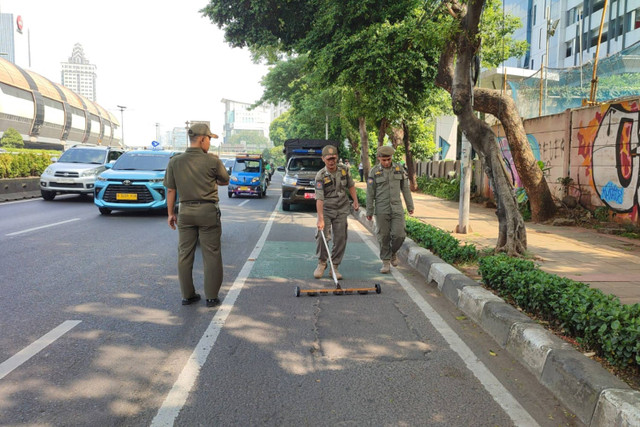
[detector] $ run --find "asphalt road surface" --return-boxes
[0,174,581,426]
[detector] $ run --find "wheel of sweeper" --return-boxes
[295,286,300,297]
[375,283,382,294]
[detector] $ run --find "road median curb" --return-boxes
[351,209,640,426]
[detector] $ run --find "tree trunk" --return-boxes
[377,118,389,148]
[359,116,371,179]
[474,88,556,222]
[437,0,527,255]
[402,120,418,191]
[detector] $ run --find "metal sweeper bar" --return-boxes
[294,230,382,297]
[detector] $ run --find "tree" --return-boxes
[1,128,24,149]
[434,0,557,255]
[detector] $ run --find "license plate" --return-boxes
[304,192,316,199]
[116,193,138,200]
[56,178,74,183]
[239,186,250,191]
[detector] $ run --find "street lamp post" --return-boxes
[117,105,127,147]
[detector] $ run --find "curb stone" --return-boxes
[351,209,640,426]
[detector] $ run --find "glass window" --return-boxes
[113,153,170,170]
[58,148,107,164]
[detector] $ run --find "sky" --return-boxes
[4,0,270,147]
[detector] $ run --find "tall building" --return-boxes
[61,43,97,101]
[501,0,640,71]
[0,12,30,67]
[221,98,288,146]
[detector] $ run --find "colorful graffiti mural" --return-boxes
[496,135,542,188]
[577,100,640,221]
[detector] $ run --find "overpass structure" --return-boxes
[0,57,120,149]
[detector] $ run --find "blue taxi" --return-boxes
[94,150,179,215]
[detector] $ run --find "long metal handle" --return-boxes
[319,229,339,286]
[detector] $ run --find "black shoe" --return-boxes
[182,294,201,305]
[206,298,221,307]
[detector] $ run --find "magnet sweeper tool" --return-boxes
[294,230,381,297]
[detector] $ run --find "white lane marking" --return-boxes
[6,218,81,236]
[238,200,250,207]
[151,196,282,427]
[0,320,82,380]
[0,198,39,206]
[353,224,539,427]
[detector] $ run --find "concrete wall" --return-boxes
[418,96,640,225]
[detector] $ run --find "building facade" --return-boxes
[502,0,640,71]
[221,98,289,147]
[61,44,97,102]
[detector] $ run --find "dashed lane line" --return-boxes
[0,320,82,380]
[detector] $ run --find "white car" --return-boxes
[40,144,124,200]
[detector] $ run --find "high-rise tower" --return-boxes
[61,43,97,101]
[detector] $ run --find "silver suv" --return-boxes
[40,145,124,200]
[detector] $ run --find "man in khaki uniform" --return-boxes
[164,123,229,307]
[366,145,414,273]
[314,145,359,279]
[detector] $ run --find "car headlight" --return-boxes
[43,166,53,175]
[96,176,107,182]
[283,175,297,185]
[230,175,239,183]
[149,178,164,183]
[251,177,260,183]
[81,167,101,177]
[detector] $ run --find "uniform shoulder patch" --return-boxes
[367,177,374,185]
[316,181,323,189]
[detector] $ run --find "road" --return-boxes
[0,174,581,426]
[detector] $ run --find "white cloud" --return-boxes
[5,0,269,146]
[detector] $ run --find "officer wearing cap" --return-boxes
[313,144,359,279]
[366,145,414,273]
[164,123,229,307]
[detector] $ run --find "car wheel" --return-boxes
[257,187,263,199]
[41,190,56,201]
[228,191,233,198]
[282,201,290,211]
[99,207,112,215]
[262,185,267,197]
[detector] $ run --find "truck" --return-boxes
[280,139,339,211]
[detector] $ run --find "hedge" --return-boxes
[479,254,640,369]
[0,152,55,178]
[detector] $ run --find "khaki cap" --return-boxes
[189,123,218,139]
[322,145,338,157]
[377,145,394,157]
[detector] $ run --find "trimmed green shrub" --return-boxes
[479,255,640,369]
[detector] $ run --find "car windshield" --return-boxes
[288,157,324,172]
[234,160,261,173]
[58,148,107,164]
[113,153,171,171]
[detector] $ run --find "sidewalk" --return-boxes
[356,182,640,305]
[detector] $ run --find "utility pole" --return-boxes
[117,105,126,147]
[456,134,472,234]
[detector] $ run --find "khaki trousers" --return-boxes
[375,211,406,260]
[316,210,349,266]
[177,202,222,300]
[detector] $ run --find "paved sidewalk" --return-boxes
[356,182,640,305]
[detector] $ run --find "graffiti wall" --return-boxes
[572,99,640,223]
[418,96,640,225]
[494,112,570,200]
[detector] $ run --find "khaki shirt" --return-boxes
[366,163,414,216]
[314,164,355,214]
[164,148,229,203]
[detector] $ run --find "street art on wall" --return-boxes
[496,134,541,189]
[577,100,640,222]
